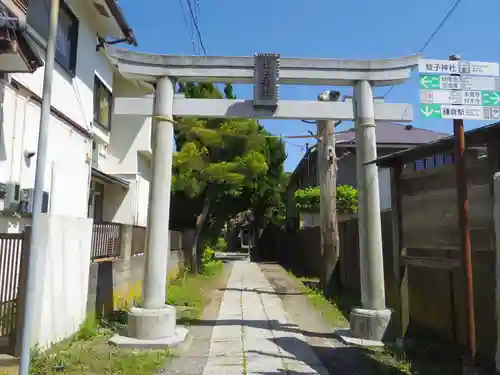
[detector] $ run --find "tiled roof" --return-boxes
[335,122,449,146]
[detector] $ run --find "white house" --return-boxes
[0,0,156,350]
[89,72,154,227]
[0,0,152,232]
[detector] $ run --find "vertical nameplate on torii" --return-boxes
[253,53,280,107]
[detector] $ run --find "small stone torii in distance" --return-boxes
[107,48,420,348]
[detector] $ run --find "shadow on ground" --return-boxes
[189,316,412,374]
[188,317,333,340]
[218,287,306,296]
[256,261,482,375]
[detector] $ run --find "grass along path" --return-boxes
[289,272,461,375]
[16,258,225,375]
[26,318,170,375]
[167,260,224,324]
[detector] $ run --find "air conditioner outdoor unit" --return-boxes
[19,188,49,214]
[4,181,20,211]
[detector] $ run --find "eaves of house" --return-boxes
[0,2,44,73]
[102,0,137,45]
[371,120,500,168]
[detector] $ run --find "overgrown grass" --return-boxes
[166,245,224,324]
[26,315,170,375]
[0,301,16,332]
[25,251,223,375]
[286,272,426,375]
[289,274,351,328]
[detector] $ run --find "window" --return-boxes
[415,153,454,171]
[415,159,425,171]
[27,0,79,75]
[94,76,113,130]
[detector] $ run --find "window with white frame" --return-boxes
[27,0,79,75]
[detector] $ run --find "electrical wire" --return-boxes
[178,0,196,54]
[194,0,202,55]
[185,0,207,55]
[384,0,464,98]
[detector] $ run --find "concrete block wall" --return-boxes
[14,214,93,353]
[87,240,182,318]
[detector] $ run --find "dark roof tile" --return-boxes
[335,122,449,145]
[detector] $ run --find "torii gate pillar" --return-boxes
[110,76,188,348]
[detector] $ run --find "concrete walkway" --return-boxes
[203,260,328,375]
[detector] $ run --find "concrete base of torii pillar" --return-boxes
[109,76,188,349]
[109,306,188,349]
[337,308,393,347]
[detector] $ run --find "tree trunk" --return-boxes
[190,197,211,274]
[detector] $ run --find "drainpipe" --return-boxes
[86,137,93,218]
[48,161,55,212]
[9,93,20,181]
[135,173,140,226]
[18,95,29,184]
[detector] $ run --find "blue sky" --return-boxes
[120,0,500,171]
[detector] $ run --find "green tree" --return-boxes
[293,185,358,214]
[216,133,287,251]
[173,82,272,273]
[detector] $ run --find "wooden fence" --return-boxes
[336,157,498,360]
[91,222,121,260]
[393,157,496,358]
[0,233,24,344]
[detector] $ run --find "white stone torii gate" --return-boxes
[107,47,420,348]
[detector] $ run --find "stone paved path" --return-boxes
[202,260,328,375]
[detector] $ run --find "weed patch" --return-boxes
[287,270,462,375]
[28,315,170,375]
[166,246,224,324]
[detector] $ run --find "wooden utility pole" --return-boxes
[317,90,341,297]
[449,55,476,375]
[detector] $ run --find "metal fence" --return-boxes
[91,222,183,260]
[91,222,121,260]
[131,225,146,256]
[0,233,24,339]
[170,230,182,251]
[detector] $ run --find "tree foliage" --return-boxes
[293,185,358,214]
[173,82,269,198]
[172,82,286,271]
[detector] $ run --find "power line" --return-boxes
[194,0,201,54]
[185,0,207,55]
[384,0,464,98]
[178,0,196,54]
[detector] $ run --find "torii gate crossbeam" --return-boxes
[107,47,421,349]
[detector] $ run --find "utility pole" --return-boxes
[317,90,341,297]
[18,1,60,374]
[449,54,476,375]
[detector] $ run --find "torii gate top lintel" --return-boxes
[106,47,421,87]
